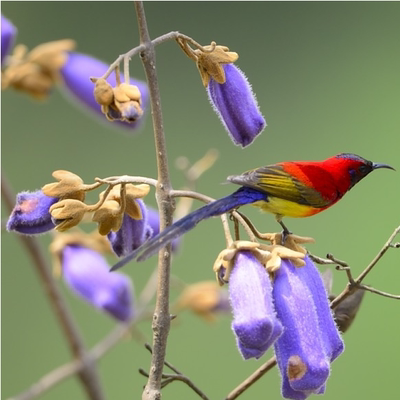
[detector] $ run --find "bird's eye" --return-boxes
[359,165,369,174]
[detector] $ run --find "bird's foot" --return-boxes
[281,228,292,245]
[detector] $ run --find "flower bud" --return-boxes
[7,190,58,235]
[295,256,344,361]
[1,14,17,63]
[60,52,149,131]
[92,200,123,236]
[175,281,230,322]
[273,259,331,398]
[207,63,266,147]
[229,251,283,360]
[62,245,134,321]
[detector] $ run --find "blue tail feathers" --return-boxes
[110,187,267,271]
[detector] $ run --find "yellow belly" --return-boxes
[252,197,321,218]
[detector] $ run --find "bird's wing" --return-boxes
[228,164,332,208]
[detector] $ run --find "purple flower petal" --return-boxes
[296,256,344,361]
[62,245,134,321]
[229,251,283,360]
[273,259,330,396]
[7,190,58,235]
[1,14,17,63]
[107,199,152,257]
[207,63,266,148]
[60,52,149,131]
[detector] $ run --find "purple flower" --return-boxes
[146,207,180,253]
[207,63,266,148]
[62,245,134,321]
[296,256,344,362]
[229,251,283,360]
[7,190,58,235]
[273,259,341,399]
[107,199,153,257]
[60,52,149,130]
[1,14,17,63]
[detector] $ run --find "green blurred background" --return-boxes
[2,2,399,399]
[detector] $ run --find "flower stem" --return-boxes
[134,2,175,399]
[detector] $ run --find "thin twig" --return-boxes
[358,284,400,300]
[2,173,105,400]
[95,175,158,187]
[142,344,209,400]
[331,225,400,309]
[225,356,277,400]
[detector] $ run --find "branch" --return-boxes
[225,356,277,400]
[140,344,209,400]
[1,173,105,400]
[133,2,176,399]
[331,225,400,308]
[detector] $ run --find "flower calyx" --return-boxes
[262,233,315,266]
[92,78,143,123]
[42,170,88,201]
[177,38,238,87]
[92,183,150,235]
[49,199,88,232]
[213,240,306,286]
[2,39,76,99]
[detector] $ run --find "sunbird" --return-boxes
[111,153,394,271]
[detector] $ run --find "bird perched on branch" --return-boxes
[111,153,394,271]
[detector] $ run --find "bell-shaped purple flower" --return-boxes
[1,14,17,64]
[273,259,333,399]
[296,256,344,362]
[7,190,58,235]
[60,52,149,130]
[207,63,266,148]
[229,251,283,360]
[62,245,133,321]
[107,199,153,257]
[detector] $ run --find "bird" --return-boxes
[110,153,394,271]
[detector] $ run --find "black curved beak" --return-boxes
[372,162,396,171]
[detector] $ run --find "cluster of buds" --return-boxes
[212,234,345,399]
[2,39,76,99]
[177,38,266,147]
[1,14,148,131]
[92,78,143,123]
[40,170,150,237]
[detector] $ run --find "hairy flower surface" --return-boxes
[1,14,17,63]
[62,245,133,321]
[296,256,344,361]
[7,190,58,234]
[207,63,266,147]
[229,251,283,360]
[107,199,153,257]
[60,52,149,130]
[273,259,338,399]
